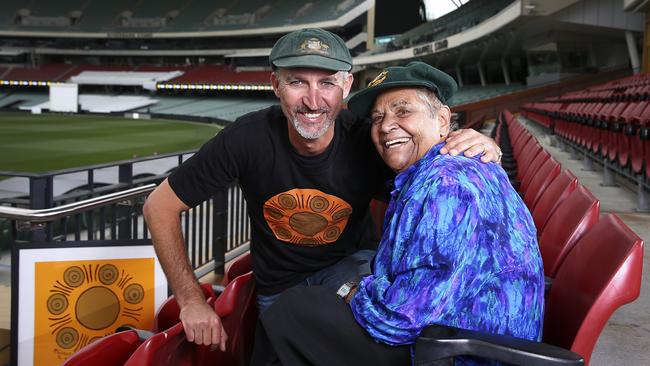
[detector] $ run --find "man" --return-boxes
[143,28,501,350]
[250,61,543,366]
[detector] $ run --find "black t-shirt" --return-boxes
[168,105,392,295]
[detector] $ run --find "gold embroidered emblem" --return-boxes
[368,70,388,87]
[298,38,330,55]
[263,188,352,246]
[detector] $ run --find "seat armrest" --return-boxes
[545,276,553,297]
[415,324,584,366]
[115,326,155,341]
[212,284,226,295]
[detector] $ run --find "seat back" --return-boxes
[519,150,550,194]
[516,141,542,181]
[211,271,258,366]
[532,170,578,233]
[369,198,389,241]
[154,252,252,333]
[125,272,256,366]
[223,251,252,285]
[124,322,195,366]
[62,329,143,366]
[544,214,643,365]
[523,156,561,211]
[538,185,599,277]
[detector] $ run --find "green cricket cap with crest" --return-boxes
[269,28,353,72]
[347,61,458,118]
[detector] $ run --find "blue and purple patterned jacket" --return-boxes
[350,142,544,364]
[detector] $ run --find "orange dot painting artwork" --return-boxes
[33,258,155,365]
[263,188,353,246]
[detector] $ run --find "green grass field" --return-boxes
[0,112,222,173]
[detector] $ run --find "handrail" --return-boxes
[0,184,156,222]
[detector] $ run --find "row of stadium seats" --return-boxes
[167,65,270,85]
[1,0,364,32]
[63,253,257,366]
[521,74,650,181]
[139,96,277,122]
[547,73,650,102]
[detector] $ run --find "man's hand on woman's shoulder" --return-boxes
[440,128,502,163]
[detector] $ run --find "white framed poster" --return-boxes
[11,240,167,366]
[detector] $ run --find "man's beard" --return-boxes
[291,110,334,140]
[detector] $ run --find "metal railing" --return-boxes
[0,184,156,222]
[0,152,251,274]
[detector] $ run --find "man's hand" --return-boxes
[440,128,502,163]
[179,301,228,351]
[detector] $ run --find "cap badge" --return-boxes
[368,70,388,87]
[299,38,330,55]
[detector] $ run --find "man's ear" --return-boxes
[341,72,354,99]
[270,72,281,98]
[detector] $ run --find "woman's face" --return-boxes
[370,88,450,173]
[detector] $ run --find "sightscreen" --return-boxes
[49,83,79,113]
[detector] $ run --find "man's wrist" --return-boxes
[336,281,358,303]
[344,285,358,303]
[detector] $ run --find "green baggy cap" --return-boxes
[270,28,353,72]
[347,61,458,118]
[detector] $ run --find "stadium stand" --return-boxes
[387,0,515,50]
[0,92,49,108]
[134,96,276,122]
[70,70,184,90]
[165,65,270,85]
[3,64,75,82]
[1,0,369,32]
[449,83,527,106]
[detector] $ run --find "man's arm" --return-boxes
[440,128,502,163]
[143,179,227,350]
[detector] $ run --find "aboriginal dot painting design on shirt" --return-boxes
[263,188,352,246]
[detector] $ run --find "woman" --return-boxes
[251,62,544,366]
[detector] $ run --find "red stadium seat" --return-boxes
[531,170,579,233]
[645,123,650,179]
[614,101,648,165]
[153,283,220,333]
[369,198,389,241]
[415,214,644,366]
[154,252,252,333]
[523,156,561,211]
[519,150,550,195]
[629,103,650,174]
[222,252,253,285]
[542,214,643,364]
[516,139,542,182]
[62,329,146,366]
[125,272,256,366]
[538,185,599,278]
[602,102,629,158]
